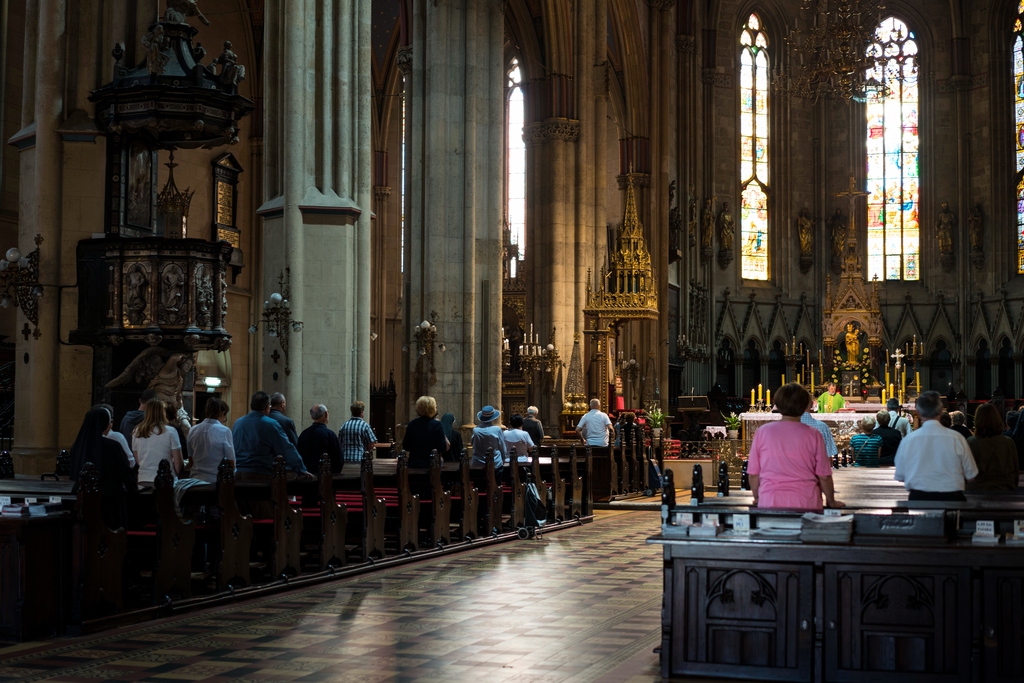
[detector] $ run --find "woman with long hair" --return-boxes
[132,399,183,482]
[967,403,1018,491]
[69,406,138,528]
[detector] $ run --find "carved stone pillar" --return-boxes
[372,183,391,383]
[404,0,504,423]
[258,0,371,415]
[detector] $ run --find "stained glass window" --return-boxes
[1014,4,1024,272]
[739,14,769,280]
[507,60,526,278]
[865,17,919,281]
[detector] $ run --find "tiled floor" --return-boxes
[0,510,671,683]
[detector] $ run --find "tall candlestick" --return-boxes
[766,389,771,406]
[915,371,921,394]
[811,369,815,395]
[782,374,786,386]
[751,388,756,406]
[758,383,763,402]
[882,388,887,403]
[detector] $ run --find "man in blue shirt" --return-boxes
[233,391,314,480]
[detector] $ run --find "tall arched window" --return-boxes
[865,17,920,281]
[1013,5,1024,272]
[506,60,526,277]
[739,14,769,281]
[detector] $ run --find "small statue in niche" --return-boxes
[165,0,211,26]
[797,207,814,274]
[717,202,735,269]
[141,25,170,76]
[668,180,682,262]
[125,264,149,326]
[701,197,715,258]
[162,265,185,314]
[212,41,246,86]
[687,185,698,248]
[968,204,984,270]
[827,209,847,274]
[937,201,956,272]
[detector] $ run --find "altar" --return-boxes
[739,404,915,450]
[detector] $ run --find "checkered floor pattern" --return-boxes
[0,510,664,683]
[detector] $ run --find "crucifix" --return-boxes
[891,347,905,372]
[20,323,31,341]
[844,374,859,397]
[834,175,869,244]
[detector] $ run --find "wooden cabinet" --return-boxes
[666,558,814,681]
[824,564,971,682]
[0,515,71,641]
[982,570,1024,683]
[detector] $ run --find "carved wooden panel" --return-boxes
[824,564,971,682]
[669,559,813,681]
[982,570,1024,683]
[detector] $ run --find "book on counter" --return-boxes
[29,502,63,516]
[2,503,28,516]
[800,512,854,543]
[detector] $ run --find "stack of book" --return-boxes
[800,512,854,543]
[28,502,63,516]
[1,503,28,517]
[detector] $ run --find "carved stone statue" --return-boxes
[105,347,195,410]
[937,201,956,272]
[141,25,170,76]
[125,264,149,326]
[162,265,185,314]
[165,0,211,26]
[827,209,847,273]
[968,204,984,270]
[717,202,735,269]
[212,41,246,85]
[797,208,813,274]
[667,180,681,260]
[844,322,861,362]
[700,197,715,261]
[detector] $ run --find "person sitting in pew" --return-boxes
[298,403,342,472]
[133,400,183,483]
[440,412,463,462]
[70,406,138,528]
[503,414,535,463]
[118,389,156,453]
[233,391,314,481]
[894,391,978,502]
[403,396,448,468]
[95,403,135,467]
[472,405,507,473]
[523,406,545,444]
[850,416,882,467]
[873,410,902,466]
[748,383,844,513]
[1004,410,1019,437]
[966,403,1019,492]
[187,398,235,483]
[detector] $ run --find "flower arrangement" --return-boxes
[647,408,665,429]
[829,347,874,387]
[724,412,742,430]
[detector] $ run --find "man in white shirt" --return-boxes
[188,398,236,483]
[894,391,977,501]
[885,397,913,438]
[575,399,614,447]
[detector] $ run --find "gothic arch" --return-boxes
[607,0,649,138]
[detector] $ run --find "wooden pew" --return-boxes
[396,453,420,552]
[216,458,253,590]
[316,454,348,569]
[588,446,617,502]
[529,446,550,517]
[152,459,194,601]
[483,450,503,535]
[428,451,452,547]
[456,449,479,539]
[267,455,303,578]
[72,462,126,620]
[507,449,526,529]
[343,454,386,560]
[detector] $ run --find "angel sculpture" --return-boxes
[211,41,246,85]
[105,347,194,411]
[165,0,211,26]
[141,25,170,76]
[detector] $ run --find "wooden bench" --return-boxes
[215,458,253,590]
[72,462,126,620]
[334,455,387,560]
[151,459,195,601]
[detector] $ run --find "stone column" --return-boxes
[404,0,504,423]
[259,0,371,416]
[371,183,391,383]
[12,0,64,473]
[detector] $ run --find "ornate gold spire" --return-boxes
[584,174,659,320]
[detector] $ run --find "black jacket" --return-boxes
[297,422,342,473]
[119,409,144,451]
[403,417,448,468]
[269,410,300,446]
[874,426,902,465]
[523,416,545,445]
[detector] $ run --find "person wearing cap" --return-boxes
[472,405,507,470]
[576,398,614,447]
[523,406,545,445]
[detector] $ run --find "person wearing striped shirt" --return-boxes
[338,401,377,463]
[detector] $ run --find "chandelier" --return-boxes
[773,0,892,102]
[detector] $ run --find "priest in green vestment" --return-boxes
[817,383,846,413]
